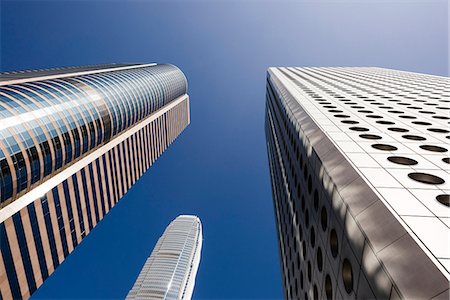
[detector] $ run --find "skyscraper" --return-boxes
[0,63,190,299]
[127,215,202,300]
[265,67,449,299]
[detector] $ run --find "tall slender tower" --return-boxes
[127,215,202,300]
[0,63,190,299]
[265,67,449,299]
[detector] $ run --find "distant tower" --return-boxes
[265,67,449,299]
[0,63,190,299]
[127,215,202,300]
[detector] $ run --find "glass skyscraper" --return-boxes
[265,67,449,299]
[127,215,202,300]
[0,63,190,299]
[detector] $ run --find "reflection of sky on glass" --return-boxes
[1,1,447,298]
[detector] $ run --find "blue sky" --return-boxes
[0,0,448,298]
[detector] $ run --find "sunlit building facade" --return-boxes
[127,215,202,300]
[0,63,190,299]
[265,67,449,299]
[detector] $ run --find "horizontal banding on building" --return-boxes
[0,63,190,299]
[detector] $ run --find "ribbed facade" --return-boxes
[265,67,449,299]
[127,215,202,300]
[0,64,190,299]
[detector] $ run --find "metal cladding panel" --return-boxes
[265,67,449,299]
[127,215,202,300]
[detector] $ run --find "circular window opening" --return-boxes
[402,135,426,141]
[388,127,409,133]
[443,157,450,164]
[310,227,316,248]
[313,190,319,211]
[376,120,395,125]
[366,115,383,119]
[302,241,307,259]
[387,156,418,166]
[334,114,350,118]
[305,210,310,228]
[349,127,369,132]
[342,259,354,294]
[388,110,404,114]
[341,120,359,124]
[420,145,448,153]
[436,194,449,207]
[330,229,339,258]
[408,172,445,185]
[433,116,450,120]
[419,111,435,114]
[412,121,432,126]
[300,271,304,289]
[325,275,333,299]
[321,207,328,231]
[358,110,373,113]
[371,144,397,151]
[328,109,343,113]
[317,247,323,272]
[399,115,417,119]
[307,261,312,282]
[360,134,382,140]
[308,176,312,194]
[428,128,450,134]
[313,285,318,300]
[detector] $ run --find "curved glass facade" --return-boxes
[0,64,187,205]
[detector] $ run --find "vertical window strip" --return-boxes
[19,208,44,288]
[71,174,86,239]
[102,154,114,211]
[122,141,131,190]
[127,137,135,185]
[0,222,21,299]
[3,217,28,298]
[108,151,119,204]
[100,155,111,213]
[27,203,49,280]
[94,158,107,216]
[61,181,77,249]
[128,138,135,190]
[113,147,124,198]
[80,168,94,231]
[51,188,69,258]
[90,160,104,220]
[142,125,149,170]
[12,212,37,294]
[39,196,59,269]
[136,131,143,177]
[0,252,13,299]
[87,164,100,223]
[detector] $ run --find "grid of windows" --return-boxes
[266,67,449,300]
[0,64,187,206]
[0,98,190,299]
[0,64,190,299]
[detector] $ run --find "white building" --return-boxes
[127,215,202,300]
[265,67,449,299]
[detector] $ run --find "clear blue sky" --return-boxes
[0,0,448,298]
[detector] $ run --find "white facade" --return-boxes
[127,215,202,300]
[266,67,449,299]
